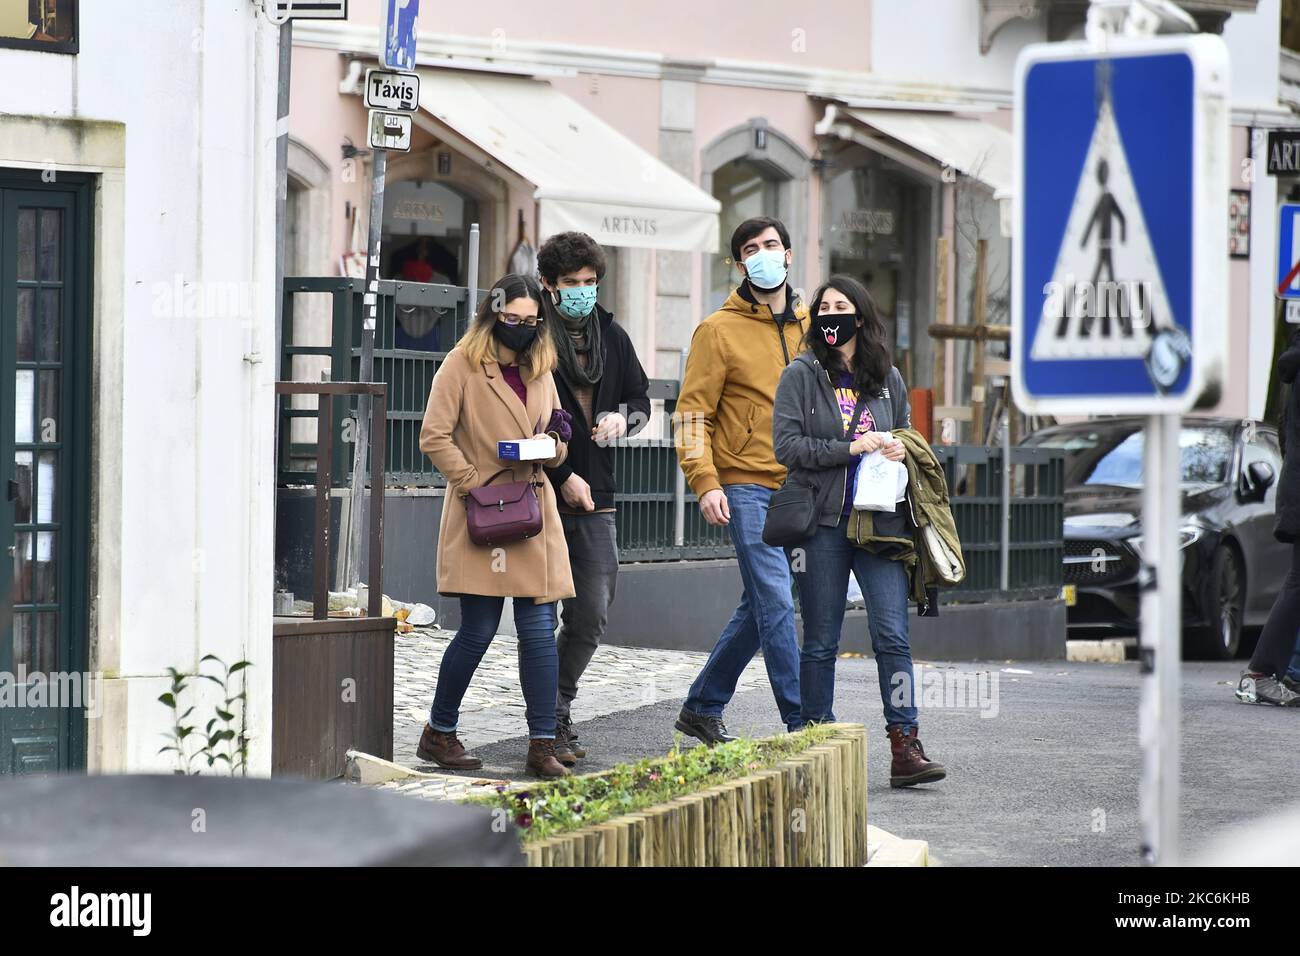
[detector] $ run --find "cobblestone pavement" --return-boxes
[380,626,767,802]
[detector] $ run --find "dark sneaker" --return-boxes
[557,715,586,759]
[1236,672,1300,706]
[1283,675,1300,695]
[675,707,737,746]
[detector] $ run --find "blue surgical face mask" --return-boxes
[556,285,599,320]
[743,249,788,291]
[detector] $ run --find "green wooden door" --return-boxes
[0,173,92,775]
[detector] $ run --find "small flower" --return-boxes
[515,812,533,829]
[676,775,686,785]
[648,772,661,782]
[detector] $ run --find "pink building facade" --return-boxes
[286,0,1293,430]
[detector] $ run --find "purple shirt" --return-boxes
[835,372,875,515]
[501,364,527,406]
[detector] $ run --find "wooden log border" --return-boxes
[524,723,868,867]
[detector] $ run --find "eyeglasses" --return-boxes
[498,313,543,327]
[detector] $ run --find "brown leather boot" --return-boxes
[526,739,570,778]
[553,733,577,767]
[557,715,586,759]
[887,725,946,788]
[416,725,483,770]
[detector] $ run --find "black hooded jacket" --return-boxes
[544,304,652,510]
[1274,329,1300,542]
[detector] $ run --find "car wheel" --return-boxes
[1187,546,1243,661]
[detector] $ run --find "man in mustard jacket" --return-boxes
[672,217,808,741]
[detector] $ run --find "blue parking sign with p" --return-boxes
[1012,36,1228,415]
[381,0,420,72]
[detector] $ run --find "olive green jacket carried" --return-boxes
[847,427,965,610]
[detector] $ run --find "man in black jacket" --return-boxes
[539,232,652,762]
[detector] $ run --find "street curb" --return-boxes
[865,824,933,867]
[1066,639,1128,663]
[345,750,445,785]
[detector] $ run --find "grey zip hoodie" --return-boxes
[771,350,911,529]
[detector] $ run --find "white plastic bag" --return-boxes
[853,441,908,512]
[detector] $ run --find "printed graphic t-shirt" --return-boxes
[835,371,875,514]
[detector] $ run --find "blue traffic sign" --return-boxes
[1276,203,1300,300]
[381,0,420,72]
[1012,36,1228,415]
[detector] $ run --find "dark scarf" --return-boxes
[547,295,605,387]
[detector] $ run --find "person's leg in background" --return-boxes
[789,525,855,725]
[513,598,569,777]
[1240,541,1300,704]
[852,547,945,788]
[554,511,619,762]
[679,484,801,739]
[418,594,504,770]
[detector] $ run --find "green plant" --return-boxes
[465,724,834,844]
[158,654,252,775]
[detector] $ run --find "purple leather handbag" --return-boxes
[463,467,544,546]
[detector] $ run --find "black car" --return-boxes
[1021,416,1288,659]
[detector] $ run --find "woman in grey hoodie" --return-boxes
[772,275,946,787]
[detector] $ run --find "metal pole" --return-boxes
[1138,412,1181,865]
[1000,398,1011,591]
[271,20,292,600]
[466,222,480,318]
[674,348,688,548]
[341,147,386,591]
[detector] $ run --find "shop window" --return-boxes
[824,146,931,378]
[0,0,77,53]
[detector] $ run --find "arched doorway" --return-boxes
[701,120,810,312]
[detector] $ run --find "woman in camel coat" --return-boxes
[416,273,576,777]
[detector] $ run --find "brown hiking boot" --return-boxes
[526,739,570,778]
[416,725,483,771]
[887,725,946,788]
[557,715,585,760]
[553,732,577,767]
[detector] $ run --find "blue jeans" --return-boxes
[792,523,918,733]
[429,595,559,739]
[684,484,801,730]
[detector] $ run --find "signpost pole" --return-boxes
[1138,411,1181,865]
[341,143,386,593]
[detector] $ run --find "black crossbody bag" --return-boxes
[762,389,868,548]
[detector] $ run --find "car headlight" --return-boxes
[1128,525,1204,558]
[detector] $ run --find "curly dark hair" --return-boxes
[805,275,891,399]
[537,231,607,285]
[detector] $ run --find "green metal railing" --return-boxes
[936,445,1065,601]
[279,276,480,487]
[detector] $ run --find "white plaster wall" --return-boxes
[0,0,281,774]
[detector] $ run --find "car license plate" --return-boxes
[1062,584,1077,607]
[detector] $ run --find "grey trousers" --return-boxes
[555,511,619,720]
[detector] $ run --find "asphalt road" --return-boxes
[455,657,1300,866]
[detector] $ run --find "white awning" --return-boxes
[416,70,721,253]
[837,108,1014,194]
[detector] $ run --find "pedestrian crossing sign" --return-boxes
[1012,35,1229,414]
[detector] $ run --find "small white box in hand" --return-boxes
[853,435,908,512]
[497,436,556,461]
